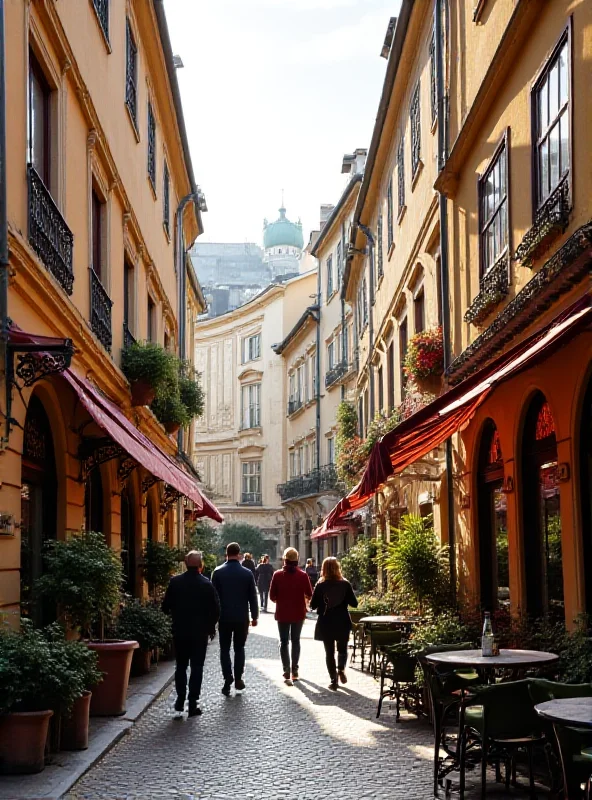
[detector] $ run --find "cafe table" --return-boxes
[425,648,559,680]
[536,698,592,798]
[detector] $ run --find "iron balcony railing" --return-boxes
[123,322,136,351]
[92,0,109,41]
[277,464,343,502]
[90,268,113,352]
[287,397,304,416]
[325,360,348,388]
[28,165,74,295]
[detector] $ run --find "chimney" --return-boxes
[319,204,334,229]
[342,148,368,176]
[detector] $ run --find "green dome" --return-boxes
[263,207,304,250]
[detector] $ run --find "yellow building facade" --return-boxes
[0,0,210,625]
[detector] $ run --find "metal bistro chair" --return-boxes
[349,610,367,667]
[369,626,402,679]
[376,641,421,721]
[530,679,592,798]
[459,679,546,799]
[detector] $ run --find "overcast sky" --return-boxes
[164,0,400,246]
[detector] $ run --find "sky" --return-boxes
[164,0,400,246]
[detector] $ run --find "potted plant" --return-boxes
[35,531,139,717]
[58,636,102,751]
[114,600,172,676]
[151,387,189,435]
[121,341,177,406]
[403,326,444,394]
[0,622,88,773]
[140,539,183,601]
[178,360,205,421]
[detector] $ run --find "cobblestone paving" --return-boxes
[66,613,549,800]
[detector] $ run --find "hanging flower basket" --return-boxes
[404,327,444,392]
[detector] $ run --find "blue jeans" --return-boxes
[277,621,304,674]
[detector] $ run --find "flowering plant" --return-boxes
[404,326,444,380]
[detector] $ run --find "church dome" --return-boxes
[263,207,304,250]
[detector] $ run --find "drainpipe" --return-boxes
[435,0,456,600]
[0,0,8,449]
[358,223,375,421]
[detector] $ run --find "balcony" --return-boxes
[287,397,304,416]
[277,464,343,502]
[28,165,74,295]
[325,360,348,389]
[90,268,113,352]
[123,322,136,351]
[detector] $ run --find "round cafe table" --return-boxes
[536,698,592,797]
[425,648,559,671]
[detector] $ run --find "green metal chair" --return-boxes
[369,626,403,678]
[377,642,420,720]
[459,679,545,799]
[529,679,592,798]
[349,610,366,667]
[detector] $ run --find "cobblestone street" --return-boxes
[67,612,435,800]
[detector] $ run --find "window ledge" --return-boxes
[239,426,262,436]
[148,175,157,201]
[431,115,438,135]
[163,222,171,243]
[397,204,407,225]
[387,242,396,262]
[377,273,384,291]
[125,103,140,143]
[326,289,338,305]
[411,159,424,191]
[464,253,510,326]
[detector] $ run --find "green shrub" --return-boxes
[411,610,476,651]
[179,360,205,419]
[151,384,190,428]
[141,539,183,599]
[354,591,396,616]
[114,600,172,651]
[185,520,220,575]
[121,341,177,388]
[340,537,379,593]
[35,531,123,639]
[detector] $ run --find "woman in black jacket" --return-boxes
[310,557,357,690]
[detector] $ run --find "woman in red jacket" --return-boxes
[269,547,312,685]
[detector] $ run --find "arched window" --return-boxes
[522,393,562,617]
[477,421,508,611]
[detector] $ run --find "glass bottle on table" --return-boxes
[481,612,494,657]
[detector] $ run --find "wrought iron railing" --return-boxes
[123,322,136,350]
[277,465,343,502]
[241,493,262,505]
[515,176,571,267]
[90,268,113,352]
[288,397,304,416]
[28,165,74,295]
[92,0,109,41]
[325,360,348,388]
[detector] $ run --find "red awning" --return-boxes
[323,294,592,531]
[311,525,349,541]
[63,369,223,522]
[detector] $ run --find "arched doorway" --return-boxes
[579,374,592,613]
[477,421,508,611]
[121,485,137,596]
[522,393,562,618]
[84,467,104,533]
[21,395,57,623]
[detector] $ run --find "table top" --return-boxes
[536,697,592,729]
[359,615,423,625]
[424,648,559,668]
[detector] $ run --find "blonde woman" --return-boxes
[310,557,358,690]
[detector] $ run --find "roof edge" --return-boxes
[311,173,363,257]
[272,305,319,355]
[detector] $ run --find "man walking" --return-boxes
[269,547,312,685]
[162,550,220,717]
[255,554,274,612]
[212,542,259,696]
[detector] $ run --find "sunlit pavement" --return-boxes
[66,610,549,800]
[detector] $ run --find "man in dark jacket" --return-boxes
[255,554,275,612]
[162,551,220,717]
[212,542,259,696]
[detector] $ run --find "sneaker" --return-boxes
[222,680,233,696]
[187,703,202,717]
[291,670,299,681]
[328,680,338,691]
[235,677,245,691]
[338,670,347,684]
[174,697,185,712]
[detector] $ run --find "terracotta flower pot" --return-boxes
[131,648,152,677]
[0,710,53,775]
[88,640,139,717]
[130,380,155,407]
[164,421,181,435]
[60,691,91,751]
[414,373,442,395]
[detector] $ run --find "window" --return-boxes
[377,215,383,278]
[479,138,508,274]
[410,81,421,177]
[378,365,384,412]
[297,363,305,402]
[123,258,134,333]
[358,396,364,437]
[163,161,170,236]
[399,316,408,394]
[147,295,156,342]
[387,341,395,411]
[328,340,336,370]
[429,30,437,125]
[397,139,405,215]
[147,102,156,189]
[477,421,508,611]
[289,450,296,478]
[92,0,109,42]
[311,353,317,397]
[29,53,51,188]
[326,255,334,299]
[337,241,343,286]
[125,19,138,126]
[362,278,368,327]
[327,436,335,465]
[241,462,261,504]
[414,287,425,333]
[534,33,570,208]
[241,383,261,429]
[242,333,261,363]
[386,179,393,249]
[91,189,104,282]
